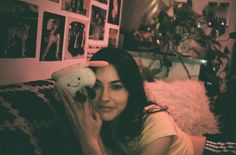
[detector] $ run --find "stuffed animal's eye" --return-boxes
[78,77,80,80]
[67,83,71,87]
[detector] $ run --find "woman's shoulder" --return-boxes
[144,104,168,116]
[142,104,175,130]
[144,105,170,120]
[140,104,178,148]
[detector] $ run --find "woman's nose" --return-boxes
[101,87,110,101]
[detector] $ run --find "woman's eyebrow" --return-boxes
[110,80,122,84]
[95,80,122,84]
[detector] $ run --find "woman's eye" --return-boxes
[111,84,123,90]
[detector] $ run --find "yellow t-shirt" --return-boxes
[139,108,194,155]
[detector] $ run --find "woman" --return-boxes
[57,47,235,155]
[108,0,120,25]
[41,18,61,61]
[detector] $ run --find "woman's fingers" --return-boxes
[62,89,83,112]
[94,111,101,123]
[58,88,100,125]
[58,88,102,142]
[61,89,94,120]
[58,90,78,124]
[75,91,87,103]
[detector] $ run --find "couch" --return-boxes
[0,79,83,155]
[0,79,220,155]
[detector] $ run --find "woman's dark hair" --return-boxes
[90,47,148,154]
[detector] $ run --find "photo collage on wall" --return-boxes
[94,0,108,5]
[108,28,118,47]
[0,0,122,61]
[108,0,122,25]
[0,1,38,58]
[64,17,88,59]
[89,5,106,41]
[107,0,122,48]
[40,12,65,61]
[49,0,59,3]
[61,0,89,16]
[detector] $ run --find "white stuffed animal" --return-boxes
[52,61,108,101]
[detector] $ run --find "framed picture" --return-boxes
[108,28,118,47]
[40,12,65,61]
[94,0,108,4]
[64,17,87,59]
[0,1,38,58]
[49,0,59,3]
[108,0,121,25]
[61,0,88,16]
[89,5,106,41]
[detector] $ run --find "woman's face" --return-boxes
[52,21,59,29]
[93,65,129,121]
[113,0,118,6]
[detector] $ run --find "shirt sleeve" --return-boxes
[139,111,178,148]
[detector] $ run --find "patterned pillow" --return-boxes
[0,79,82,155]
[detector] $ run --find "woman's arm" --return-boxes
[56,34,60,59]
[79,135,113,155]
[189,135,206,155]
[140,136,173,155]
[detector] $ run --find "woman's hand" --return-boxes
[56,87,104,154]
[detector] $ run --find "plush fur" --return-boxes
[51,61,108,100]
[144,80,220,136]
[52,64,96,98]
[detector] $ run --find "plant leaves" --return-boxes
[151,68,162,74]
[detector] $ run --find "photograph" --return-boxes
[0,1,38,58]
[64,17,87,59]
[95,0,108,4]
[49,0,59,3]
[108,0,121,25]
[40,12,65,61]
[89,5,106,41]
[61,0,88,16]
[108,28,118,47]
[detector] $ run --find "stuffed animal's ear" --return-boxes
[51,70,61,80]
[88,61,109,67]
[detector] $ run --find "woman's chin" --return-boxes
[99,112,116,122]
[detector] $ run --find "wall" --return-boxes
[0,0,123,85]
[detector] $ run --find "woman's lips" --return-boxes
[98,106,114,112]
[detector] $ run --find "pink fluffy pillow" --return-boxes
[144,80,220,136]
